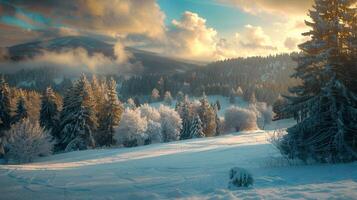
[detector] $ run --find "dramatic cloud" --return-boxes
[0,41,142,75]
[218,0,313,16]
[237,25,276,50]
[165,11,219,60]
[0,0,166,45]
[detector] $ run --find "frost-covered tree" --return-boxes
[189,114,204,138]
[164,91,173,105]
[158,105,182,142]
[5,119,53,163]
[151,88,160,102]
[114,109,148,147]
[40,87,59,137]
[58,74,97,151]
[176,91,185,103]
[236,86,243,97]
[139,104,161,122]
[97,79,123,146]
[224,106,258,132]
[146,120,162,144]
[281,0,357,162]
[125,98,137,109]
[13,96,28,123]
[0,76,11,157]
[177,97,193,140]
[198,95,217,137]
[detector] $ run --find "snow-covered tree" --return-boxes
[198,95,217,137]
[146,120,162,144]
[236,86,243,97]
[40,87,59,137]
[139,104,161,122]
[189,114,204,138]
[58,74,97,151]
[164,91,173,105]
[5,119,53,163]
[281,0,357,162]
[125,98,137,109]
[97,79,123,146]
[0,76,11,132]
[151,88,160,102]
[158,105,182,142]
[177,97,193,140]
[224,106,258,132]
[114,109,148,147]
[13,96,28,123]
[176,91,185,103]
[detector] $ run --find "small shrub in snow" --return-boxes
[224,106,258,132]
[158,105,182,142]
[5,119,53,164]
[114,109,148,147]
[228,167,253,189]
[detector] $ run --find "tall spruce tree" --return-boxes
[97,79,123,146]
[177,96,193,140]
[40,87,59,136]
[189,114,204,138]
[198,94,217,137]
[281,0,357,162]
[0,75,11,157]
[13,96,28,123]
[58,74,98,151]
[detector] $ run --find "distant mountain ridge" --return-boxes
[3,36,199,75]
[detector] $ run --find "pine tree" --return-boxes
[164,91,173,105]
[58,74,97,151]
[0,75,11,157]
[176,91,185,103]
[177,96,193,140]
[189,114,204,138]
[229,88,236,104]
[97,79,123,146]
[40,87,59,137]
[151,88,160,102]
[13,96,28,123]
[281,0,357,162]
[198,94,217,137]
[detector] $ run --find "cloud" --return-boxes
[238,25,276,50]
[217,0,313,16]
[284,37,299,50]
[0,0,166,45]
[0,41,143,75]
[164,11,219,60]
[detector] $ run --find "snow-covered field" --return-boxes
[0,118,356,200]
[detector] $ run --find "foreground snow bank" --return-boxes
[0,122,356,199]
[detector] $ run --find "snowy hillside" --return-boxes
[0,118,356,200]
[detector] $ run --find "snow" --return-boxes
[0,118,356,199]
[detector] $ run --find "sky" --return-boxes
[0,0,313,61]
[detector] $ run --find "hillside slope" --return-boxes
[0,120,356,200]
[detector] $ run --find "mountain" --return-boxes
[3,36,199,75]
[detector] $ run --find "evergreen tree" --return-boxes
[176,91,185,103]
[189,114,204,138]
[229,88,236,104]
[97,79,123,146]
[215,100,221,110]
[198,94,217,137]
[13,96,28,123]
[177,96,193,140]
[58,74,97,151]
[281,0,357,162]
[164,91,173,105]
[151,88,160,102]
[40,87,59,136]
[0,75,11,157]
